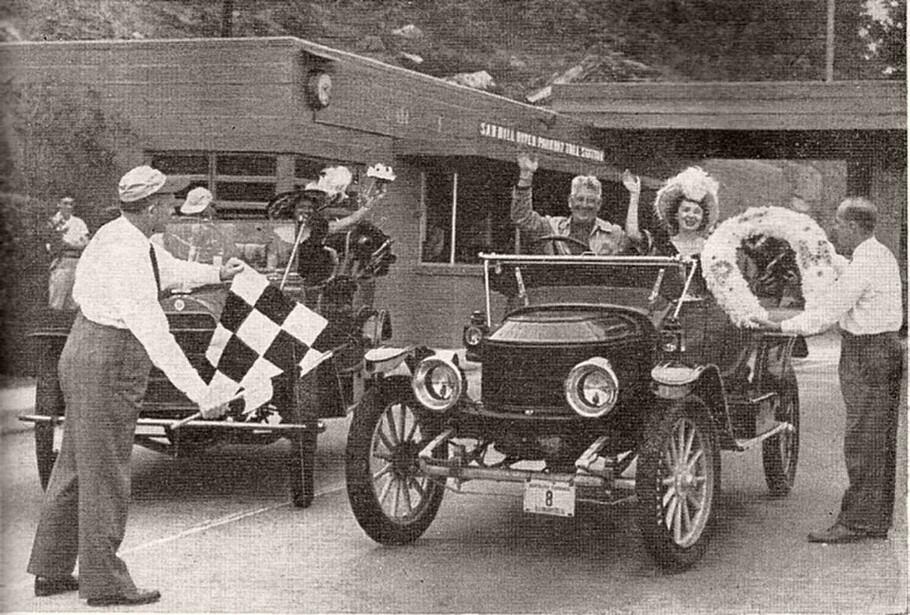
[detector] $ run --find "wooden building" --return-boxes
[3,37,637,347]
[5,37,905,346]
[551,80,907,266]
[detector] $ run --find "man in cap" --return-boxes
[181,186,215,218]
[27,166,244,606]
[751,197,903,543]
[511,153,645,255]
[47,196,90,310]
[159,187,229,263]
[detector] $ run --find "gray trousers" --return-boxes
[27,313,151,599]
[836,330,903,533]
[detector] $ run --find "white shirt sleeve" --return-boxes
[780,257,869,336]
[152,243,222,291]
[113,243,211,404]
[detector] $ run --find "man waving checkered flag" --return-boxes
[205,268,331,414]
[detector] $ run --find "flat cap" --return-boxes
[118,165,190,203]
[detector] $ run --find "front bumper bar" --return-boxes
[417,428,635,492]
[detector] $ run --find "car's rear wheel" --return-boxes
[34,342,65,490]
[345,376,445,545]
[762,368,800,496]
[636,396,720,571]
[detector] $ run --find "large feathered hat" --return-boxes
[654,167,720,232]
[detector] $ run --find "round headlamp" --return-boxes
[564,357,619,418]
[463,325,484,347]
[412,356,464,412]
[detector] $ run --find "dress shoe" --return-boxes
[87,588,161,607]
[807,523,873,543]
[34,575,79,597]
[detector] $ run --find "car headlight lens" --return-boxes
[564,357,619,418]
[412,356,464,412]
[463,325,484,347]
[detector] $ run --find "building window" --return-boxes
[420,160,517,264]
[151,151,280,218]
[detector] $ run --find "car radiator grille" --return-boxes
[481,342,635,412]
[144,313,217,411]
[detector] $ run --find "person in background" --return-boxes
[47,196,90,310]
[180,186,215,219]
[511,153,644,255]
[27,166,244,607]
[751,197,903,544]
[625,166,719,260]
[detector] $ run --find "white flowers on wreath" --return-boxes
[701,206,843,327]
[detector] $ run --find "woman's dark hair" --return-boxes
[665,194,710,236]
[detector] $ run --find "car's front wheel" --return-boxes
[345,376,445,545]
[636,396,720,571]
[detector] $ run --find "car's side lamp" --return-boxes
[463,310,488,351]
[659,318,685,354]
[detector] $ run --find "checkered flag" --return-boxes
[204,268,331,415]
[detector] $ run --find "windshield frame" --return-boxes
[479,253,691,327]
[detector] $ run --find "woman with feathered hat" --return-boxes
[626,166,720,259]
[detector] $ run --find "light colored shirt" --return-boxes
[781,236,903,336]
[55,215,90,250]
[73,215,222,404]
[511,186,632,255]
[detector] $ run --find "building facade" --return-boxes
[5,37,905,346]
[4,37,644,347]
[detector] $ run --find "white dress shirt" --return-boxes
[73,215,222,404]
[781,236,903,336]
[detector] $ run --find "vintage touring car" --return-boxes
[344,245,804,570]
[22,179,399,509]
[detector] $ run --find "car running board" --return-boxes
[19,414,325,434]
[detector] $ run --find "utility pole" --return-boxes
[825,0,836,81]
[221,0,234,38]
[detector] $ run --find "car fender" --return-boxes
[651,363,735,443]
[364,346,414,376]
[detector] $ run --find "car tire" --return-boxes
[288,429,318,508]
[345,376,445,545]
[636,396,720,571]
[34,342,65,491]
[761,368,800,496]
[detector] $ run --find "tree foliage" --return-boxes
[0,80,138,374]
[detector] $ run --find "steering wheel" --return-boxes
[532,234,591,253]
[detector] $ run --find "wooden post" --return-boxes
[825,0,836,82]
[221,0,234,38]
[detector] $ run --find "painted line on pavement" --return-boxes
[7,483,346,593]
[123,482,347,555]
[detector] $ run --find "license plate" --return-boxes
[523,479,576,517]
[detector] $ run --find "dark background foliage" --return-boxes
[0,81,138,374]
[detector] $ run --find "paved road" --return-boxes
[1,335,906,613]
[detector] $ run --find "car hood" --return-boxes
[489,304,658,344]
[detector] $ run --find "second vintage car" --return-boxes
[345,247,803,570]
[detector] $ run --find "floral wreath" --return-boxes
[701,206,841,327]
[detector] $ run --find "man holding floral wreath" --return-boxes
[752,197,903,544]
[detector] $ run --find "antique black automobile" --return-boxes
[345,251,802,570]
[22,186,398,509]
